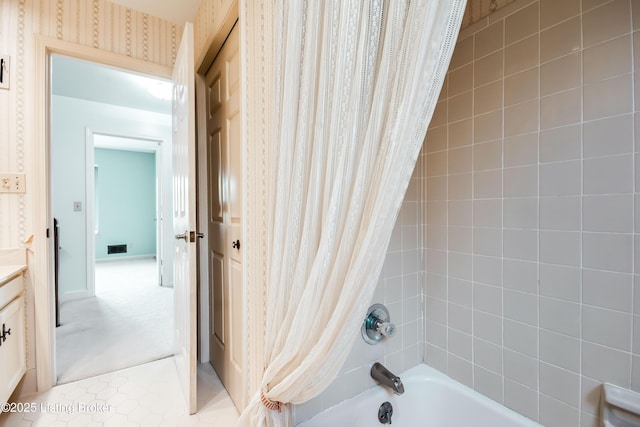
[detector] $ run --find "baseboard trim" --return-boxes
[59,289,91,303]
[95,254,156,263]
[13,368,37,399]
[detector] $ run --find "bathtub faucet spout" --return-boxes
[371,363,405,395]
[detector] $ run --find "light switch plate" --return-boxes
[0,173,25,193]
[0,55,9,90]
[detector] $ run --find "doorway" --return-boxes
[50,54,175,383]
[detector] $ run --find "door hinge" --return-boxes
[46,228,50,238]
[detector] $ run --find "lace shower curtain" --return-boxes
[238,1,466,425]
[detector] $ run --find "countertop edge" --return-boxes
[0,265,27,285]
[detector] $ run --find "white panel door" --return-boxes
[172,22,197,415]
[206,23,244,410]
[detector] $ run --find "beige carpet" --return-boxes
[55,258,173,384]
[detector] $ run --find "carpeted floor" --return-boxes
[55,258,173,384]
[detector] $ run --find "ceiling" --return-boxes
[107,0,200,25]
[51,54,172,115]
[53,0,199,114]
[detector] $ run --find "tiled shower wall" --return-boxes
[423,0,640,425]
[293,165,425,423]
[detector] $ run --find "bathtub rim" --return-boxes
[296,362,542,427]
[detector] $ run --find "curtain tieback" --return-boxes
[260,389,282,412]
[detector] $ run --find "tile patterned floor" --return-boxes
[0,357,239,427]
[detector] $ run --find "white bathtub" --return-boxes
[298,364,541,427]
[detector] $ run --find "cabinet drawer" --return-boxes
[0,276,23,311]
[0,295,25,404]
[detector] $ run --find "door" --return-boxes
[206,23,244,409]
[172,22,197,414]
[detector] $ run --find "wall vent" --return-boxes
[107,244,127,255]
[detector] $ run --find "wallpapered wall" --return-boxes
[0,0,182,250]
[0,0,235,394]
[0,0,505,400]
[193,0,235,65]
[0,0,503,248]
[0,0,499,248]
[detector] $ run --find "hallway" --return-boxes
[56,259,172,384]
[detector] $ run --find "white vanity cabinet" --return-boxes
[0,267,26,404]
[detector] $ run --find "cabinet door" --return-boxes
[0,295,25,403]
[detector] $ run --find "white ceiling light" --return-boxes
[146,80,173,101]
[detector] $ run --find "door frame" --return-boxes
[237,1,273,405]
[33,34,172,391]
[87,130,166,286]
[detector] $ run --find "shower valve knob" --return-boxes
[362,304,396,345]
[379,322,395,337]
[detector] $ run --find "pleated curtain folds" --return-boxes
[237,1,467,425]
